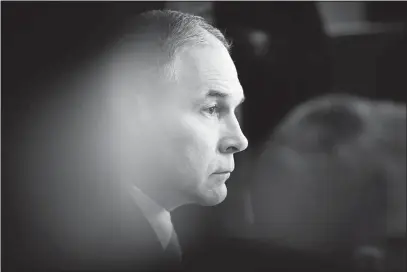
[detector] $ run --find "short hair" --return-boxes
[108,9,232,83]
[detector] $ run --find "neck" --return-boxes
[142,187,189,212]
[130,180,190,212]
[119,166,191,212]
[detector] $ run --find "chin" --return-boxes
[196,184,228,206]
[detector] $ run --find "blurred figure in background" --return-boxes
[250,94,406,272]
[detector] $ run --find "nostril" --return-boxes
[226,145,239,153]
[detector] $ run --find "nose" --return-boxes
[219,117,249,154]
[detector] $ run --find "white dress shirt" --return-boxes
[130,185,174,250]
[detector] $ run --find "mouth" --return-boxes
[214,171,232,175]
[212,172,231,183]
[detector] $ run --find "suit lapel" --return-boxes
[117,189,185,270]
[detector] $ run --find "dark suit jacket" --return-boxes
[183,237,353,272]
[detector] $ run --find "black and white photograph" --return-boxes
[2,2,406,272]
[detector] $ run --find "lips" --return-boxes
[214,171,232,175]
[213,167,234,175]
[212,171,231,183]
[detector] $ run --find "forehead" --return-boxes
[174,37,244,101]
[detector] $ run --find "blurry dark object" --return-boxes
[165,2,214,23]
[385,236,406,272]
[1,2,165,109]
[183,236,351,272]
[375,31,407,103]
[214,2,333,151]
[214,2,325,38]
[353,245,385,272]
[251,94,406,272]
[366,2,407,24]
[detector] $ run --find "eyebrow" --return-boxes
[206,90,245,105]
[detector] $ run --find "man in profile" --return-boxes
[105,8,248,270]
[13,9,247,272]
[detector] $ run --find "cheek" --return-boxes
[166,116,219,179]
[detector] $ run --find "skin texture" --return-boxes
[110,34,248,211]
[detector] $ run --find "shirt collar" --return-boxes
[130,185,174,249]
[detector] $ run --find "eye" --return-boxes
[204,105,221,118]
[207,106,218,115]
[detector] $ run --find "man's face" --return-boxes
[115,36,248,207]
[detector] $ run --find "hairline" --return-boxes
[106,10,232,91]
[162,28,232,82]
[138,10,232,83]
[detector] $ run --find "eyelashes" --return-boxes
[205,105,221,117]
[202,103,240,120]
